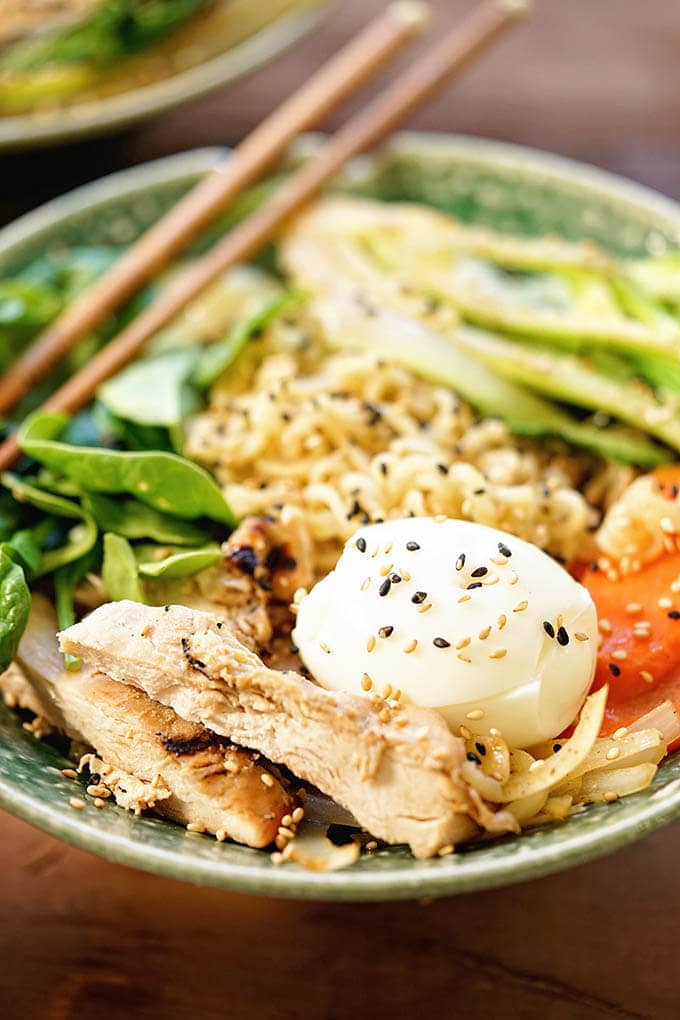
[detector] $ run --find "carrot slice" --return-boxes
[576,550,680,748]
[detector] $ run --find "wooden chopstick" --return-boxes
[0,2,429,419]
[0,0,529,472]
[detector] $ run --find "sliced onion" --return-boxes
[283,822,360,872]
[499,687,607,803]
[580,762,658,803]
[570,728,666,779]
[628,700,680,747]
[507,789,549,824]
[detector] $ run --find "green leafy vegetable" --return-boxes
[0,548,31,673]
[83,492,205,546]
[54,545,101,670]
[1,472,84,520]
[101,533,146,603]
[19,411,236,526]
[136,543,222,579]
[0,529,42,579]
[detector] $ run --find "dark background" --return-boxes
[1,2,680,1017]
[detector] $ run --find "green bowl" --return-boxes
[1,135,680,900]
[0,1,332,151]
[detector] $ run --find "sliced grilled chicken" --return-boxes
[18,594,294,847]
[59,602,517,858]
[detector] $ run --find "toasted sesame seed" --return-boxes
[69,797,85,810]
[379,562,393,576]
[93,798,105,809]
[458,594,471,604]
[483,575,500,586]
[403,639,418,654]
[471,566,488,578]
[497,614,507,630]
[381,684,393,701]
[365,840,379,852]
[640,670,655,683]
[513,600,528,613]
[556,626,569,646]
[460,725,472,739]
[603,791,619,803]
[574,632,589,641]
[490,556,507,566]
[606,747,621,761]
[613,727,629,739]
[292,807,305,824]
[356,537,367,552]
[478,626,491,640]
[367,635,376,652]
[216,829,228,842]
[278,826,296,840]
[270,851,284,865]
[418,602,433,613]
[489,648,507,659]
[401,570,411,582]
[661,516,676,535]
[61,768,78,779]
[395,717,408,728]
[378,625,394,639]
[456,553,466,571]
[411,590,427,604]
[625,602,642,615]
[319,641,331,654]
[457,653,472,663]
[384,542,393,554]
[361,576,371,591]
[261,773,274,787]
[599,619,612,634]
[658,596,673,609]
[406,541,420,551]
[543,621,555,638]
[361,673,373,691]
[433,637,451,648]
[466,709,485,721]
[379,577,392,597]
[611,649,627,661]
[456,636,471,649]
[437,844,454,857]
[186,822,205,833]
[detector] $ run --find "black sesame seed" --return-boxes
[433,637,451,648]
[436,463,448,475]
[543,621,555,639]
[471,566,488,578]
[498,542,512,558]
[356,537,367,553]
[379,462,388,476]
[379,578,392,597]
[411,591,427,604]
[378,626,394,639]
[473,488,486,496]
[475,742,487,757]
[361,512,370,524]
[552,743,562,753]
[556,626,570,646]
[456,552,466,571]
[390,573,402,584]
[466,752,481,765]
[672,485,679,499]
[290,644,299,655]
[406,541,420,551]
[609,662,621,677]
[669,611,680,620]
[590,561,599,573]
[467,582,483,590]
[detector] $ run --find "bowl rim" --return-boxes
[0,1,332,150]
[1,133,680,900]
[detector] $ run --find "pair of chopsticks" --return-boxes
[0,0,530,471]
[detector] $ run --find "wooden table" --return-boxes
[1,1,680,1016]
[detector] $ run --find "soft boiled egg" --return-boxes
[293,517,598,747]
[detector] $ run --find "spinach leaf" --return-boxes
[0,280,63,371]
[0,529,42,579]
[98,348,200,429]
[40,514,98,577]
[0,548,31,672]
[1,472,84,520]
[137,543,222,579]
[102,533,146,603]
[192,291,304,388]
[83,491,205,546]
[54,544,101,670]
[19,411,236,527]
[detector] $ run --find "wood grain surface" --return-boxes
[1,1,680,1016]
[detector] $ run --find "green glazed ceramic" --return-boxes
[1,135,680,900]
[0,1,332,151]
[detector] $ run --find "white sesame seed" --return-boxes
[384,542,393,554]
[529,759,545,772]
[319,641,331,654]
[574,632,590,641]
[365,841,378,852]
[293,587,307,604]
[292,807,305,824]
[434,515,447,523]
[457,594,471,604]
[457,653,472,663]
[93,798,105,809]
[437,844,454,857]
[61,768,78,779]
[611,649,627,661]
[606,747,621,761]
[640,670,655,683]
[489,648,507,659]
[625,602,642,615]
[69,797,85,810]
[599,619,612,634]
[261,773,274,787]
[379,563,393,576]
[478,626,491,640]
[508,572,519,586]
[367,635,376,652]
[401,570,411,582]
[361,577,371,591]
[658,596,673,609]
[603,791,619,803]
[417,602,433,613]
[497,614,507,630]
[216,829,228,842]
[459,725,472,739]
[403,639,418,654]
[613,727,629,740]
[466,709,485,721]
[513,600,528,613]
[186,823,205,833]
[456,637,471,649]
[661,516,676,535]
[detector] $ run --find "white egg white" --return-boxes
[293,517,598,747]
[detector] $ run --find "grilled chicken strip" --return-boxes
[59,601,515,858]
[18,594,294,847]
